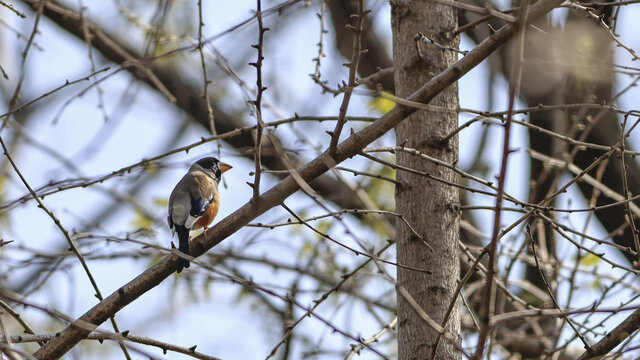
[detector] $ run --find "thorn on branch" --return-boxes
[0,239,14,247]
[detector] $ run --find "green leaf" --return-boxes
[143,161,159,174]
[130,210,153,229]
[153,197,169,207]
[368,91,395,115]
[579,253,600,266]
[298,240,315,257]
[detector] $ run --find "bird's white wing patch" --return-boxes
[185,215,200,229]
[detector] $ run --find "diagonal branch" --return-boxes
[577,308,640,360]
[31,0,565,357]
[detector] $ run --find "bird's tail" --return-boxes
[175,225,190,273]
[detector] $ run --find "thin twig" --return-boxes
[0,300,44,346]
[618,115,640,263]
[0,67,111,128]
[197,0,219,148]
[6,333,221,360]
[415,32,468,56]
[527,225,590,349]
[0,0,26,17]
[473,2,529,356]
[328,0,367,156]
[249,0,269,200]
[344,317,397,359]
[265,240,396,359]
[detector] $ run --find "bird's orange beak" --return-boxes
[219,162,232,173]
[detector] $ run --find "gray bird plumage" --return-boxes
[168,157,231,273]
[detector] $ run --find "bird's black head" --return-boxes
[195,157,232,181]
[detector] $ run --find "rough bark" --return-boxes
[392,1,461,359]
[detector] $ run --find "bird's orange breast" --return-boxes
[193,198,219,229]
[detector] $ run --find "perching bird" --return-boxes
[168,157,232,273]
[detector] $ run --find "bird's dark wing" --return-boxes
[190,195,211,217]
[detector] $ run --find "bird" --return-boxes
[168,157,232,273]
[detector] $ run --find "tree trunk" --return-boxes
[392,1,461,359]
